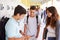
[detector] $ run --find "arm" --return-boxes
[36,25,40,38]
[8,37,24,40]
[19,24,27,36]
[8,38,15,40]
[24,24,27,34]
[24,17,27,34]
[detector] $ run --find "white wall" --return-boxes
[0,0,27,19]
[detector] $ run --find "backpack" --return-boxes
[0,17,9,40]
[26,15,38,26]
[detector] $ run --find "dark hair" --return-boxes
[46,6,59,28]
[14,5,26,15]
[30,6,36,10]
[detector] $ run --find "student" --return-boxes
[24,6,40,40]
[35,5,42,15]
[42,6,59,40]
[5,5,26,40]
[35,5,40,15]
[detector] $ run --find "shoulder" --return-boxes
[47,26,51,29]
[7,18,14,24]
[5,18,16,27]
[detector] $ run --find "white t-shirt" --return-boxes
[24,15,40,37]
[5,17,24,40]
[46,26,56,40]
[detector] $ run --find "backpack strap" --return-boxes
[43,26,48,39]
[27,15,38,26]
[36,15,38,26]
[27,15,29,24]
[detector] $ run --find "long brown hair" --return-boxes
[46,6,59,28]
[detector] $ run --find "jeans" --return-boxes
[48,37,56,40]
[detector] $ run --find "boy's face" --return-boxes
[20,14,25,19]
[30,10,36,15]
[16,13,25,20]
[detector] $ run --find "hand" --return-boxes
[20,30,25,36]
[36,35,38,38]
[24,35,31,40]
[42,39,44,40]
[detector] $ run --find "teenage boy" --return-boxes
[24,6,40,40]
[5,5,26,40]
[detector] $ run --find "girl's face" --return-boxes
[47,10,52,17]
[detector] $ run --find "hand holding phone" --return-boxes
[19,30,25,36]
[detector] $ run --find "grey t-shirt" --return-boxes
[24,16,40,37]
[56,20,60,40]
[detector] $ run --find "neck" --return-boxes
[59,16,60,20]
[30,14,35,17]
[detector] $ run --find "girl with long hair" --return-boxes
[42,6,59,40]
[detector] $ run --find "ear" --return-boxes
[17,13,20,16]
[50,13,52,16]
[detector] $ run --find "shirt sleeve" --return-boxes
[24,16,27,24]
[5,20,16,38]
